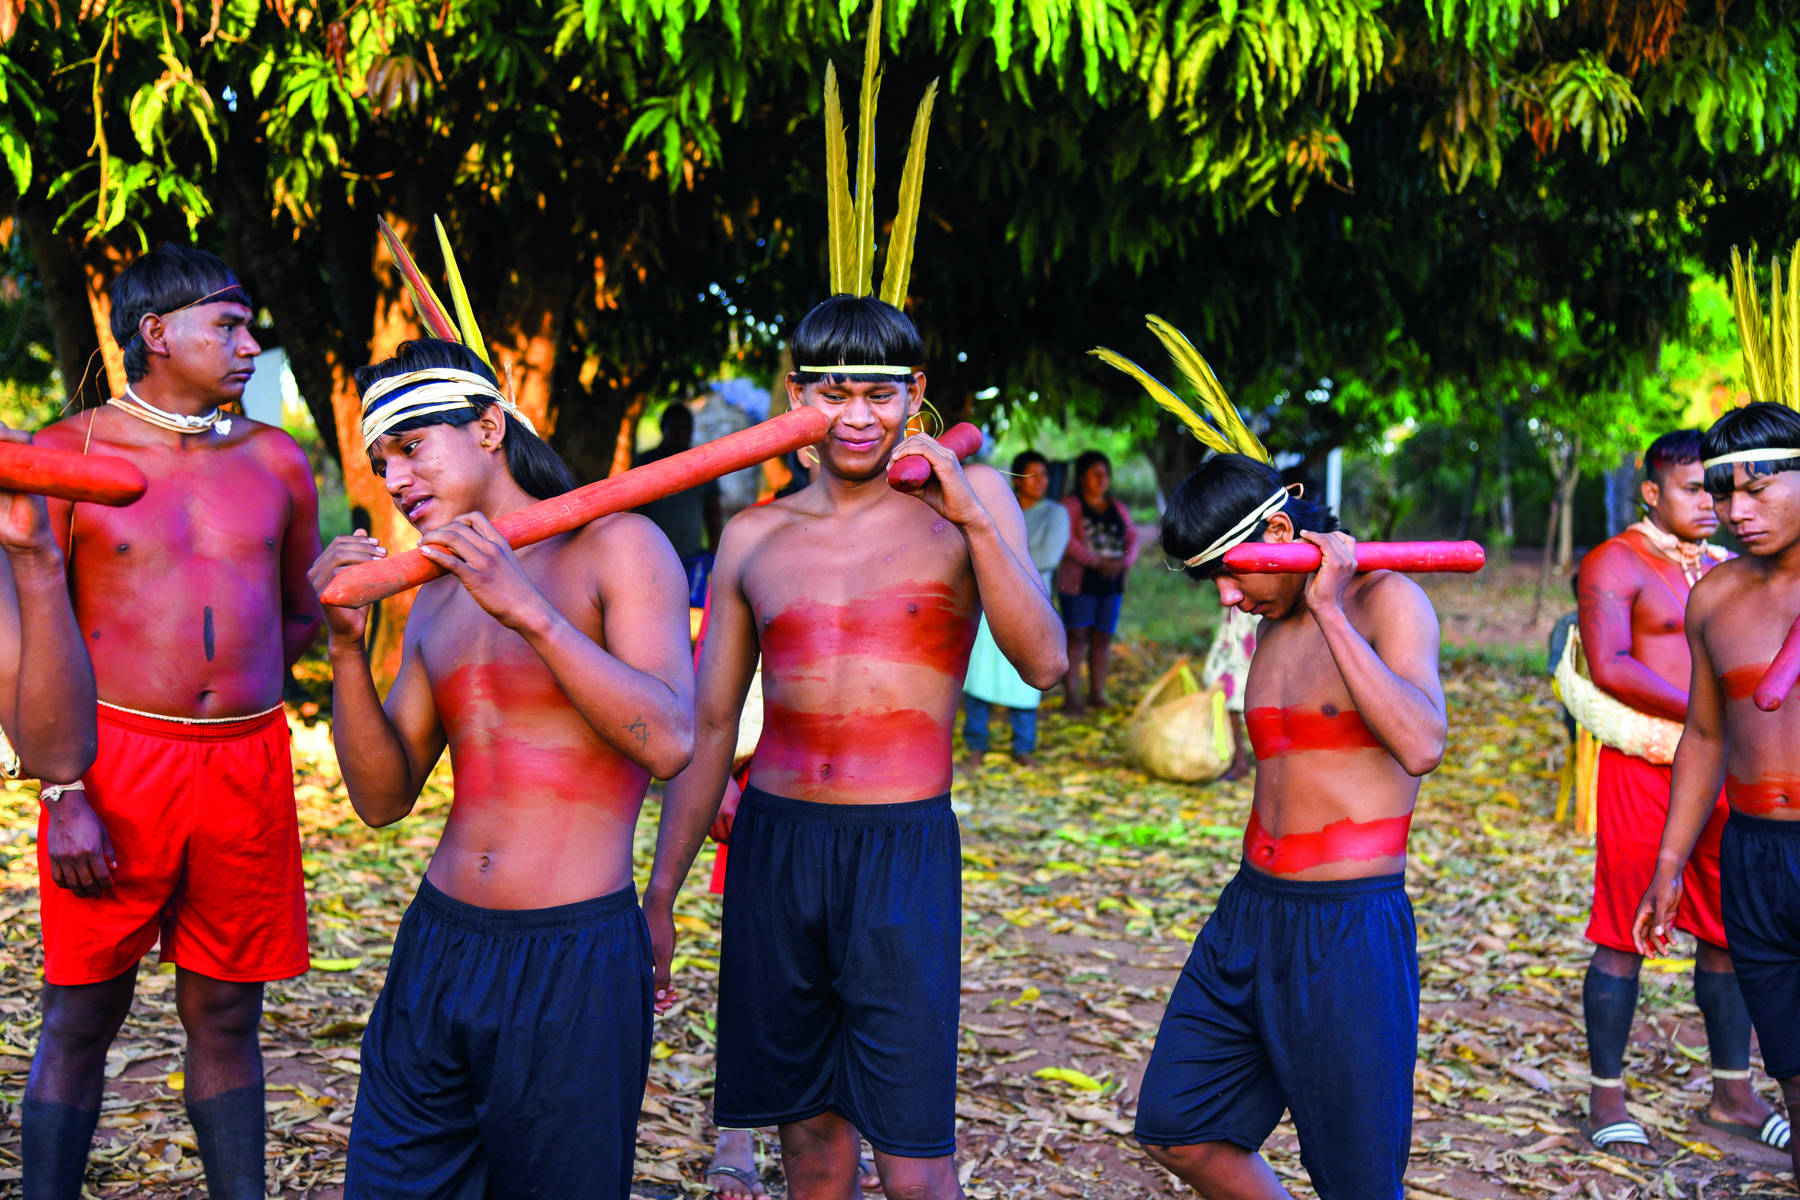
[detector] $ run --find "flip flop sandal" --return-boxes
[704,1165,766,1197]
[1701,1112,1793,1151]
[1580,1117,1663,1165]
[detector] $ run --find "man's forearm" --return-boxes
[516,608,694,779]
[964,517,1067,688]
[328,639,419,826]
[646,720,737,911]
[1589,656,1688,724]
[1313,605,1444,775]
[1657,737,1729,874]
[10,547,96,784]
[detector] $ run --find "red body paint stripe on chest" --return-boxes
[431,662,648,808]
[1720,664,1772,702]
[1244,706,1383,760]
[760,582,977,677]
[1725,773,1800,815]
[1242,808,1412,875]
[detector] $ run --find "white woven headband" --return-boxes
[1183,485,1300,567]
[794,364,913,375]
[360,368,537,450]
[1700,447,1800,469]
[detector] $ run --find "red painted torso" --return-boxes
[40,410,301,718]
[1237,573,1424,879]
[411,532,651,904]
[1695,555,1800,821]
[740,499,979,803]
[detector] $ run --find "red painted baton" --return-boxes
[1221,540,1487,574]
[320,406,832,609]
[888,423,984,493]
[0,441,147,507]
[1753,616,1800,711]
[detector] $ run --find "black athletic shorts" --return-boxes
[1135,863,1418,1200]
[1720,811,1800,1080]
[714,786,961,1157]
[344,878,652,1200]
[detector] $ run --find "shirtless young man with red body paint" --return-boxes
[1135,452,1445,1200]
[1633,402,1800,1177]
[311,338,695,1199]
[1572,429,1777,1161]
[26,246,323,1200]
[646,295,1067,1200]
[0,424,98,789]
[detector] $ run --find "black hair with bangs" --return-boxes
[789,294,924,384]
[1161,453,1341,581]
[1700,402,1800,498]
[1644,429,1703,486]
[1011,449,1049,475]
[111,245,253,382]
[355,338,575,502]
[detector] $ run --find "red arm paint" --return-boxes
[1242,807,1413,875]
[1244,705,1384,760]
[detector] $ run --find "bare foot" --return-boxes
[706,1129,768,1198]
[1089,695,1113,710]
[1708,1075,1779,1138]
[1013,753,1044,771]
[1061,699,1089,717]
[1586,1086,1659,1162]
[1221,754,1251,781]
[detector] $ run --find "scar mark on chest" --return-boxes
[203,606,215,661]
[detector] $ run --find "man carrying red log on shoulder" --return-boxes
[1572,429,1781,1161]
[28,245,324,1200]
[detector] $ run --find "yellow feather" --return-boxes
[1088,347,1232,456]
[1773,256,1786,407]
[878,78,937,309]
[434,216,492,370]
[1787,240,1800,409]
[823,63,853,295]
[851,0,883,296]
[1143,315,1269,462]
[1732,245,1773,403]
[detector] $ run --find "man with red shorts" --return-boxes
[28,246,323,1199]
[1573,429,1779,1160]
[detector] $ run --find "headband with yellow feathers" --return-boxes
[363,216,538,451]
[1711,243,1800,469]
[1091,317,1284,567]
[794,0,937,376]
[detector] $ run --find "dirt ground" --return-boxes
[0,560,1789,1199]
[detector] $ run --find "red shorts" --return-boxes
[38,705,310,986]
[1587,744,1730,953]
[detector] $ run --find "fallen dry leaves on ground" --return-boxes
[0,642,1788,1198]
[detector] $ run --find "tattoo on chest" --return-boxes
[625,716,649,747]
[203,606,215,662]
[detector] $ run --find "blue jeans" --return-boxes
[963,695,1038,756]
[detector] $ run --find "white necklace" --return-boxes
[108,385,231,437]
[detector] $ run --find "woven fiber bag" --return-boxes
[1552,627,1683,765]
[1128,658,1233,783]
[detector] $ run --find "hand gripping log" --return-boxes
[1221,540,1487,574]
[0,442,147,507]
[319,414,988,609]
[887,423,984,493]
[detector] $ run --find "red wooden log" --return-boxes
[887,423,985,493]
[1221,540,1487,575]
[0,441,147,507]
[1753,615,1800,711]
[320,406,832,609]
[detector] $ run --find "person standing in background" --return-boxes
[637,403,725,606]
[959,450,1070,772]
[1057,450,1138,714]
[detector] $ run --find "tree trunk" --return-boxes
[610,395,647,477]
[1556,436,1581,573]
[81,240,133,399]
[491,207,577,437]
[1456,457,1484,541]
[1494,402,1514,562]
[13,200,105,414]
[1532,496,1560,627]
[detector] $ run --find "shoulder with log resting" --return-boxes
[1346,565,1436,631]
